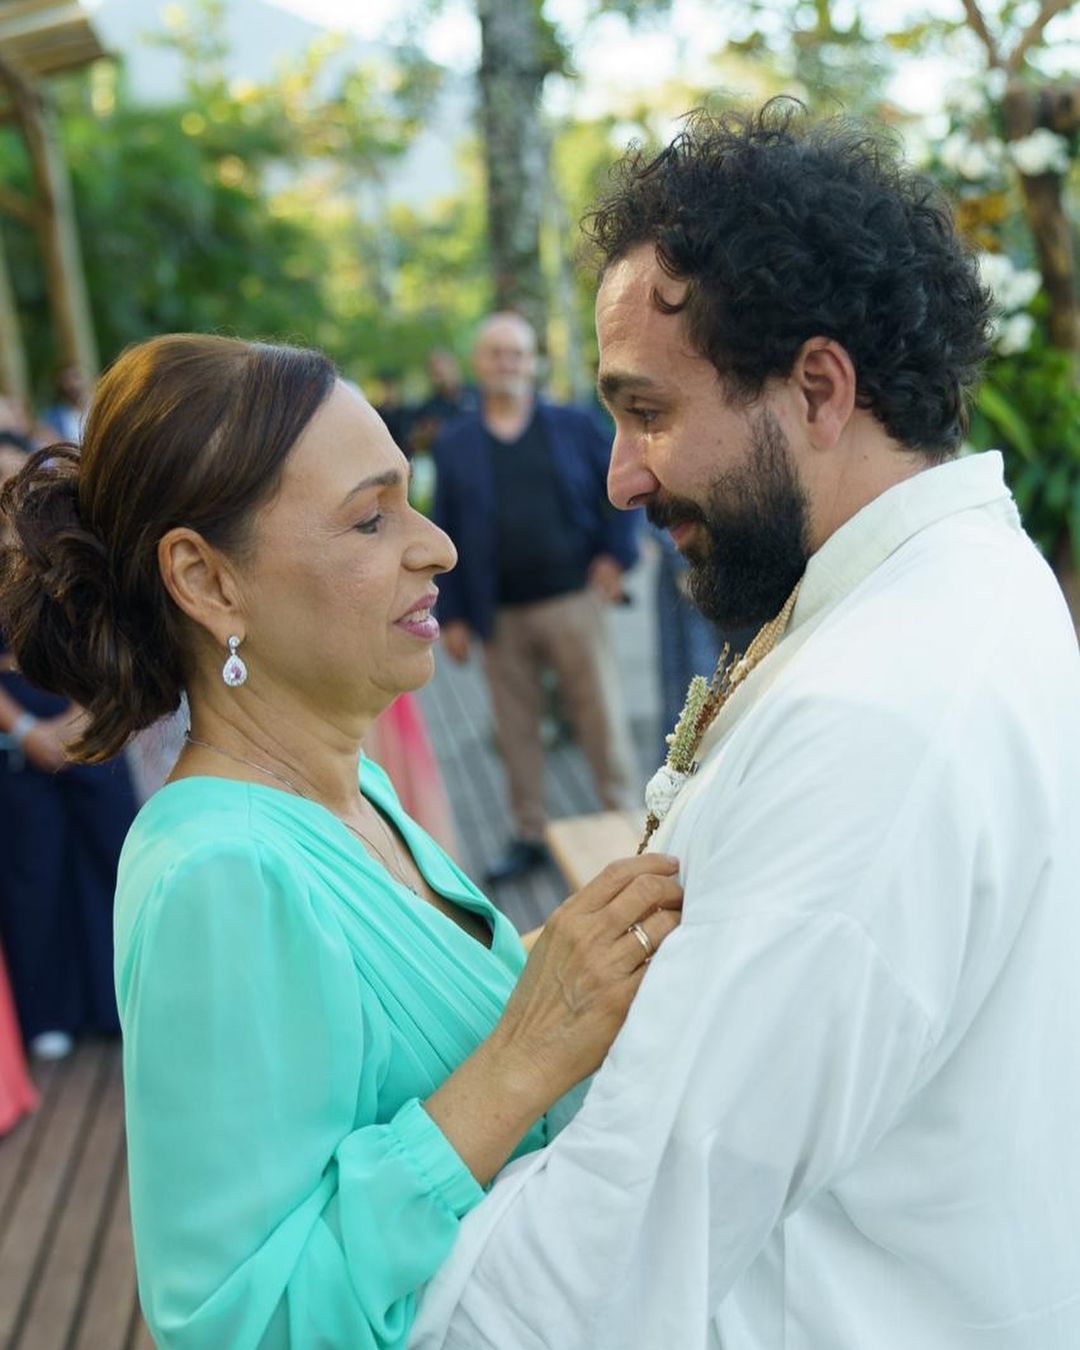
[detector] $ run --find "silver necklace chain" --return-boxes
[183,733,419,894]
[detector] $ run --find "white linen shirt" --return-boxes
[412,452,1080,1350]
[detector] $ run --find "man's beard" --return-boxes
[647,410,810,631]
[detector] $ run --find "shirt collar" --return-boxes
[792,450,1019,632]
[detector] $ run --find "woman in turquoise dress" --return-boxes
[0,334,682,1349]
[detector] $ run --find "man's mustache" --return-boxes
[646,495,708,533]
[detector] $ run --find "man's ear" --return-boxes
[790,338,857,451]
[158,527,246,648]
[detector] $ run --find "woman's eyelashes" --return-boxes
[354,513,383,535]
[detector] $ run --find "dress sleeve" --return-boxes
[117,835,484,1350]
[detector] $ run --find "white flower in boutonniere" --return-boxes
[645,762,692,822]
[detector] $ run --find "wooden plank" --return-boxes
[0,1059,58,1229]
[545,809,646,891]
[420,657,564,930]
[21,1044,123,1348]
[0,1041,103,1345]
[74,1159,142,1350]
[420,651,652,928]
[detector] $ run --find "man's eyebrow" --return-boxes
[340,469,405,506]
[596,371,662,407]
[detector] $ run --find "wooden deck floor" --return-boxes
[0,1040,148,1350]
[2,591,661,1348]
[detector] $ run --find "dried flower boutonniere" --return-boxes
[638,580,803,852]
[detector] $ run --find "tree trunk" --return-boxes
[1003,84,1080,353]
[475,0,550,343]
[1003,83,1080,618]
[547,140,589,401]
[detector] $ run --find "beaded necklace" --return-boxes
[639,579,802,852]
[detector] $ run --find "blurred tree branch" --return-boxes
[960,0,1002,65]
[1007,0,1076,73]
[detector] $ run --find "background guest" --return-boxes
[0,438,137,1058]
[42,364,91,444]
[434,311,640,884]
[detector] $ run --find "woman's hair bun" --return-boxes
[0,445,177,761]
[6,445,109,616]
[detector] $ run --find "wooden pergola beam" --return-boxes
[0,47,98,379]
[0,219,29,401]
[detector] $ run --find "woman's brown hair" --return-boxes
[0,334,337,763]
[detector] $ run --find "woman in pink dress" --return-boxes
[0,943,37,1135]
[363,693,458,860]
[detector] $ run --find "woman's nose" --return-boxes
[407,512,457,574]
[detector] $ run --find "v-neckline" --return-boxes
[355,777,495,953]
[156,772,499,955]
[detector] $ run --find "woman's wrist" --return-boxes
[473,1029,557,1120]
[424,1036,553,1186]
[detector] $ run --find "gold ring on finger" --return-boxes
[627,921,655,962]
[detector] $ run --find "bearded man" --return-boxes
[412,102,1080,1350]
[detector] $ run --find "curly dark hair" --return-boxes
[584,100,993,456]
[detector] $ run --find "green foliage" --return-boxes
[969,336,1080,567]
[0,1,448,399]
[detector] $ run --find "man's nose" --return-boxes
[607,430,659,511]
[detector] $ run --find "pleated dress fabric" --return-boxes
[114,757,544,1350]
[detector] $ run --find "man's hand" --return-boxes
[442,620,473,664]
[589,554,625,604]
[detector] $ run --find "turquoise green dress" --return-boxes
[114,758,545,1349]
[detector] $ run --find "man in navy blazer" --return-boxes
[434,311,640,883]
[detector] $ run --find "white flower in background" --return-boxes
[985,68,1008,101]
[995,312,1036,355]
[1003,268,1041,310]
[979,254,1042,355]
[978,252,1042,313]
[939,132,1004,181]
[903,125,934,170]
[946,83,986,120]
[1009,128,1071,177]
[939,132,969,175]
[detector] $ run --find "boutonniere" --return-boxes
[638,580,804,853]
[644,674,710,824]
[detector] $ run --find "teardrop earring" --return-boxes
[221,635,248,688]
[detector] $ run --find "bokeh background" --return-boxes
[1,0,1079,597]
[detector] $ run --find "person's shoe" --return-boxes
[29,1031,74,1060]
[485,839,549,885]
